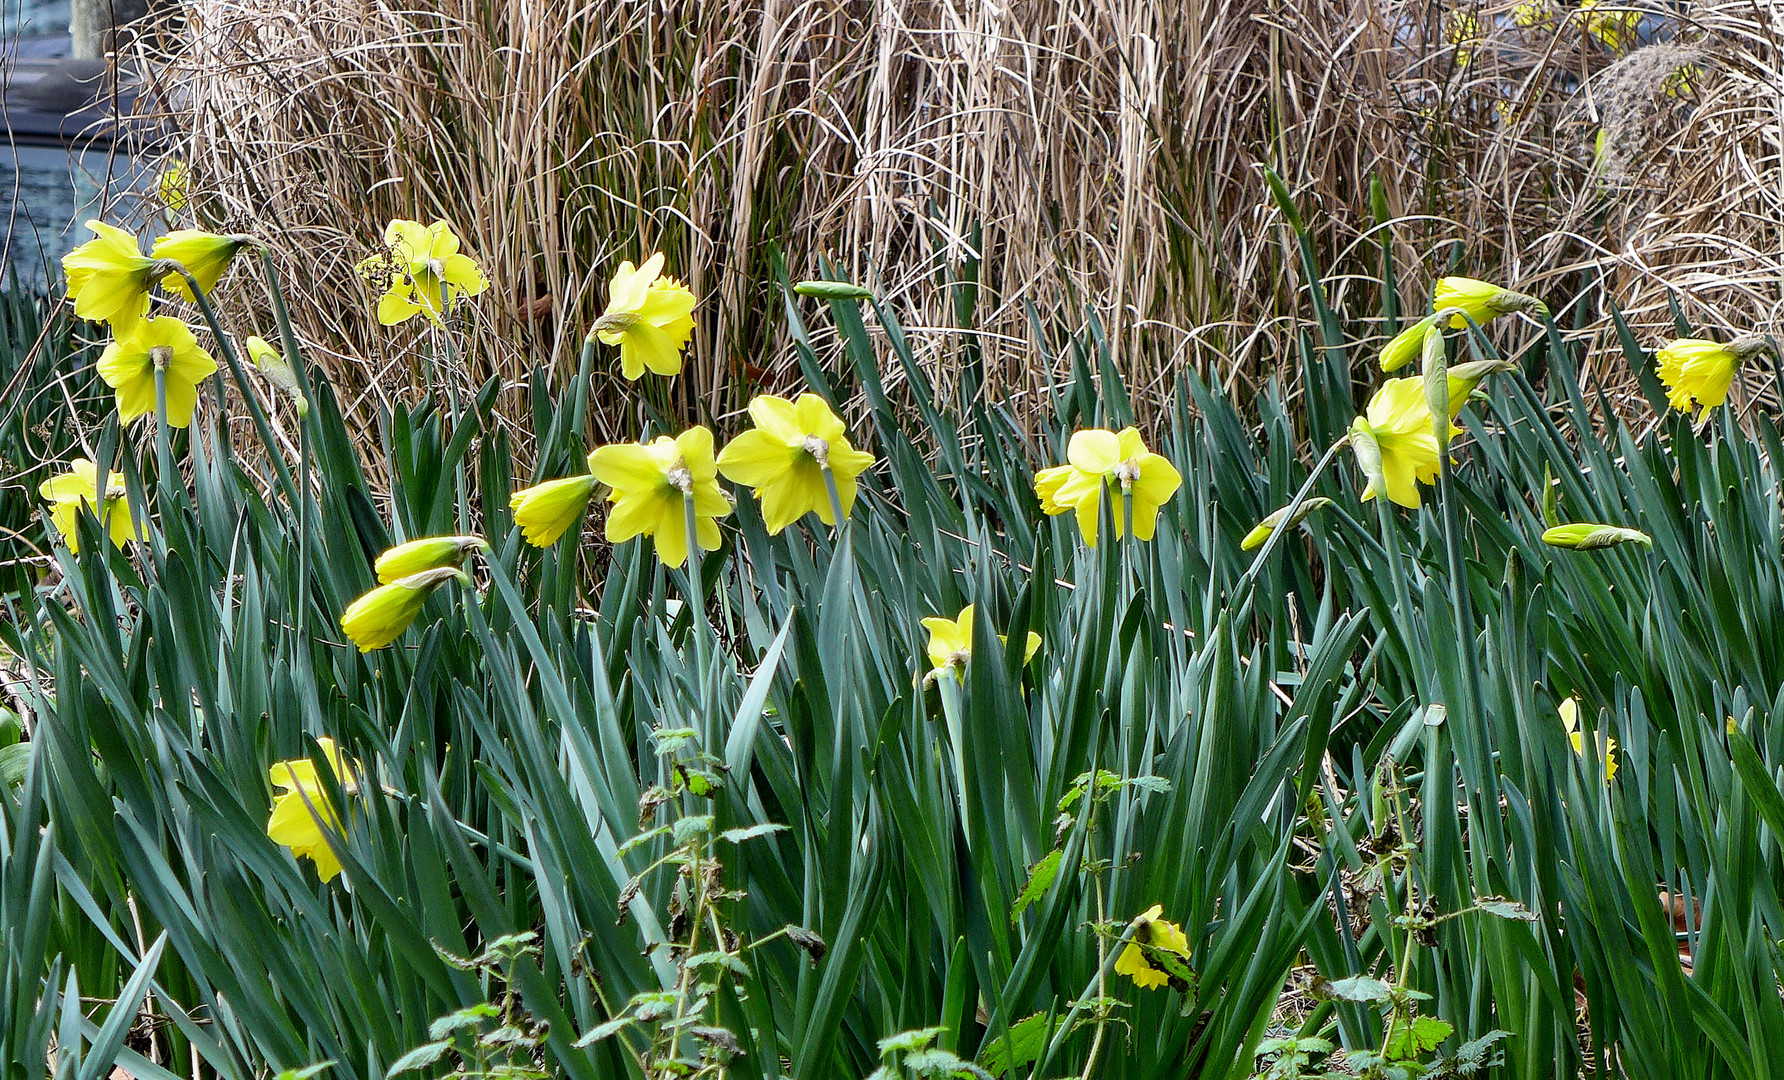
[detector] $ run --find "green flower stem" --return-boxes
[1230,433,1350,628]
[437,279,472,528]
[1437,439,1489,775]
[152,367,174,508]
[1033,914,1146,1077]
[822,467,847,534]
[173,266,298,508]
[936,673,972,848]
[683,492,715,747]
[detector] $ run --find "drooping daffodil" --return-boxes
[1655,336,1770,422]
[38,458,141,553]
[592,253,698,380]
[1240,497,1333,552]
[339,567,469,652]
[716,394,877,533]
[373,535,488,583]
[266,737,361,883]
[1350,378,1459,509]
[151,229,254,300]
[921,603,1042,679]
[509,474,599,547]
[1114,905,1193,991]
[587,427,730,567]
[1034,427,1182,547]
[356,219,489,326]
[1432,276,1548,328]
[96,316,220,427]
[1559,696,1617,782]
[61,220,157,336]
[245,335,309,416]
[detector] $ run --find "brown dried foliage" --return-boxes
[126,0,1784,447]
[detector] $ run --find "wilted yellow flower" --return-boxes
[1577,0,1640,51]
[1352,378,1458,509]
[96,316,219,428]
[339,567,469,652]
[151,230,253,301]
[1559,697,1617,782]
[1541,522,1651,550]
[920,603,1042,678]
[61,220,156,336]
[1036,428,1183,547]
[266,737,361,883]
[587,427,730,567]
[1114,904,1193,991]
[245,335,309,417]
[716,394,877,533]
[1655,337,1769,422]
[1241,497,1333,552]
[509,474,598,547]
[1432,276,1548,328]
[1379,315,1439,373]
[158,159,188,212]
[38,458,140,553]
[356,219,489,326]
[373,535,488,583]
[593,253,697,380]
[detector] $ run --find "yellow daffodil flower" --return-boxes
[509,474,598,547]
[587,427,730,567]
[373,535,488,583]
[715,394,877,533]
[38,458,141,553]
[159,159,188,212]
[1240,497,1333,552]
[1655,337,1770,422]
[62,220,157,336]
[245,335,309,417]
[339,567,469,652]
[1352,378,1459,509]
[266,737,361,882]
[356,219,489,326]
[1036,427,1183,547]
[96,317,220,428]
[1559,697,1617,782]
[920,603,1042,678]
[593,253,697,380]
[151,230,253,301]
[1379,315,1439,373]
[1432,276,1548,328]
[1114,904,1193,991]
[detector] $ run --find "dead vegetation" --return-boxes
[124,0,1784,446]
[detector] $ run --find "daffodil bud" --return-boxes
[339,567,469,652]
[151,230,256,301]
[1240,497,1333,551]
[245,335,309,417]
[1421,328,1450,455]
[1379,314,1438,373]
[373,535,488,584]
[509,474,598,547]
[1541,522,1652,550]
[1433,276,1548,329]
[1348,418,1387,501]
[793,279,874,300]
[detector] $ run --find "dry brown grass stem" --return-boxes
[125,0,1784,452]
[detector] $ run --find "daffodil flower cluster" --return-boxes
[509,394,878,567]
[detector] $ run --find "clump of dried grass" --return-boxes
[125,0,1782,448]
